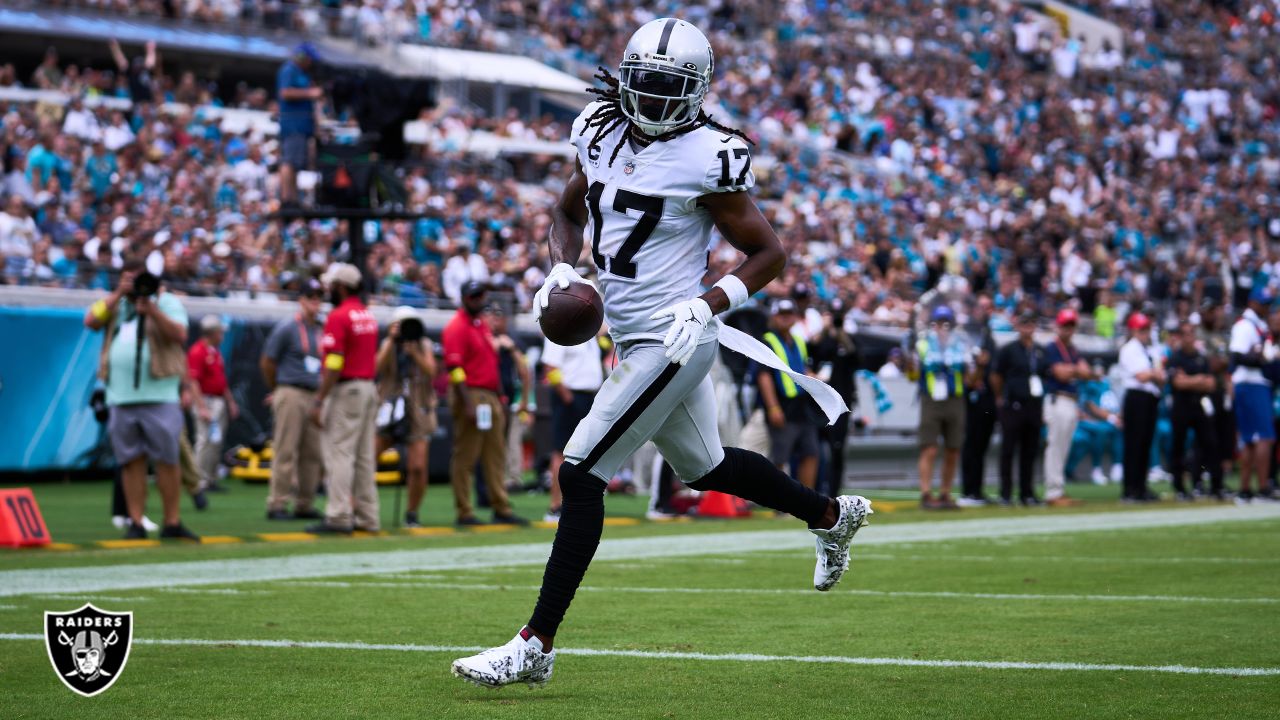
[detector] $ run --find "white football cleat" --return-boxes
[452,629,555,689]
[811,495,873,592]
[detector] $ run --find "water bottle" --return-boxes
[209,418,222,444]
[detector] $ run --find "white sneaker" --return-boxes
[1110,464,1123,484]
[1148,467,1171,483]
[111,515,128,530]
[645,509,678,521]
[141,516,159,532]
[542,509,561,524]
[1091,468,1108,486]
[954,496,986,508]
[811,495,873,592]
[113,515,159,531]
[452,629,555,689]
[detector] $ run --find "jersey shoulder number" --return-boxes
[698,131,755,195]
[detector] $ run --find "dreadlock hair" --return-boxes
[580,66,753,168]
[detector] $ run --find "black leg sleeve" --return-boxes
[688,447,831,528]
[528,462,606,637]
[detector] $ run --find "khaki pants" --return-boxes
[505,408,526,487]
[178,432,201,494]
[322,380,380,530]
[268,385,323,513]
[193,395,227,489]
[1042,395,1079,500]
[735,409,772,458]
[450,388,512,520]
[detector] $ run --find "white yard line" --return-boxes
[284,580,1280,606]
[3,504,1279,598]
[0,632,1274,677]
[788,552,1280,565]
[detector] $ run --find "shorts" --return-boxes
[919,395,966,450]
[280,133,310,169]
[552,390,596,450]
[564,340,724,483]
[1233,382,1274,446]
[108,402,183,466]
[407,401,438,442]
[768,419,820,466]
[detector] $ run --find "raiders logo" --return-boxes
[45,603,133,697]
[588,144,601,166]
[623,160,636,175]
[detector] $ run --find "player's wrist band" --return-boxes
[713,275,750,311]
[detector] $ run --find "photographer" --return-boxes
[83,261,199,541]
[376,306,438,528]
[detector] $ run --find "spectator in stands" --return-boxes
[757,299,821,491]
[959,294,997,506]
[541,324,605,523]
[1167,321,1224,501]
[0,194,38,281]
[878,347,906,380]
[310,263,381,533]
[910,305,973,510]
[108,39,157,105]
[1119,313,1164,503]
[277,44,322,206]
[375,306,438,528]
[1043,309,1093,507]
[810,297,861,498]
[261,279,325,521]
[1229,289,1275,504]
[84,260,198,540]
[188,315,238,493]
[442,280,526,526]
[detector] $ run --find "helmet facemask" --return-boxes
[618,63,708,137]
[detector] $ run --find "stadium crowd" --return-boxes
[5,0,1271,538]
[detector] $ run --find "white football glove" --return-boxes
[650,298,713,366]
[533,263,590,322]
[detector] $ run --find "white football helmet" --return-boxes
[619,18,714,136]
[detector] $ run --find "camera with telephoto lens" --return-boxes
[130,271,160,299]
[398,317,424,342]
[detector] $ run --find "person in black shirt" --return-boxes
[1167,322,1224,500]
[810,298,861,498]
[991,310,1049,505]
[959,294,998,505]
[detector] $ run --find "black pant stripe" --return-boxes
[656,18,677,56]
[576,361,681,473]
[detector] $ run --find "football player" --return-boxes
[452,18,872,689]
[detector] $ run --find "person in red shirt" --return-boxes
[308,263,381,533]
[188,315,238,493]
[442,281,526,526]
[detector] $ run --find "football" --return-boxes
[539,282,604,346]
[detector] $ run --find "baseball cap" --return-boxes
[930,304,956,324]
[791,282,812,300]
[773,298,798,314]
[200,315,224,332]
[299,279,324,298]
[295,43,320,62]
[1249,285,1274,306]
[391,306,420,324]
[1127,312,1151,331]
[1017,309,1038,325]
[321,262,361,288]
[1055,308,1079,327]
[462,280,489,298]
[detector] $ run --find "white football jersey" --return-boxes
[569,101,755,343]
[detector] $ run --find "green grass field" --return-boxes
[2,479,1279,719]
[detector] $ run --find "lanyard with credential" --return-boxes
[296,315,312,357]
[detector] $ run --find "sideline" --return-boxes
[3,504,1279,597]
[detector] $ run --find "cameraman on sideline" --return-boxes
[376,306,438,528]
[84,260,199,541]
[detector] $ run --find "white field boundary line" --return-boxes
[281,580,1280,606]
[4,504,1280,598]
[757,552,1280,565]
[0,633,1275,677]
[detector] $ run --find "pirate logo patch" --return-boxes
[623,160,636,175]
[45,603,133,697]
